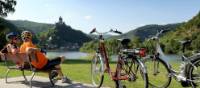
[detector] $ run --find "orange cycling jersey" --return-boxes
[20,41,48,69]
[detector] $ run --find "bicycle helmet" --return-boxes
[21,31,32,40]
[6,32,18,41]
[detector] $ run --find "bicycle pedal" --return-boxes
[112,75,128,80]
[104,69,109,73]
[128,75,136,81]
[153,71,160,75]
[119,75,129,80]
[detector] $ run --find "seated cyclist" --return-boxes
[20,31,71,83]
[0,32,24,67]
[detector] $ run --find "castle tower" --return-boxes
[59,16,63,24]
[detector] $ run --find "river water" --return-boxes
[46,51,182,62]
[46,51,88,59]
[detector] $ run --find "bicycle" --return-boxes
[90,28,148,88]
[144,30,200,88]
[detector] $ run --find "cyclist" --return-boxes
[0,32,24,66]
[19,31,71,83]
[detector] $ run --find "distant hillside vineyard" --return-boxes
[0,17,92,50]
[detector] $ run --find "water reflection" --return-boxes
[46,51,88,59]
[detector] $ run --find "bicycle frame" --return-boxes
[92,29,124,80]
[151,31,197,82]
[97,35,111,73]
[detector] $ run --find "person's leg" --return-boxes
[56,56,64,77]
[43,56,71,83]
[54,65,64,78]
[60,56,65,63]
[54,56,71,83]
[55,65,71,83]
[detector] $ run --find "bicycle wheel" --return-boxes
[188,56,200,88]
[91,53,104,87]
[115,58,148,88]
[144,57,171,88]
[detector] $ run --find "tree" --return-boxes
[0,0,17,17]
[131,36,142,48]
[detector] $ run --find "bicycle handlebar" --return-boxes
[90,28,96,34]
[110,29,123,34]
[149,29,170,41]
[89,28,122,35]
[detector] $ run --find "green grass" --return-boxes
[0,59,193,88]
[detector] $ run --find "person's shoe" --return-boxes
[49,70,58,80]
[62,76,72,83]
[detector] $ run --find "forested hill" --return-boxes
[160,11,200,54]
[43,20,92,49]
[118,23,181,41]
[37,17,92,50]
[10,20,54,33]
[1,17,92,50]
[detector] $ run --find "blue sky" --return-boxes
[6,0,200,33]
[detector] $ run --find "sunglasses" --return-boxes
[12,37,18,40]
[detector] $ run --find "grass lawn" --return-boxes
[0,58,192,88]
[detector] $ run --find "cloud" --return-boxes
[84,15,92,20]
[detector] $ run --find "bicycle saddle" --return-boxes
[117,38,131,45]
[179,40,192,46]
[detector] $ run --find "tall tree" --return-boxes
[0,0,17,17]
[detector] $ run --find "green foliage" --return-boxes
[191,34,200,52]
[10,20,54,34]
[0,0,16,17]
[143,39,156,54]
[130,36,143,48]
[80,36,143,55]
[0,17,19,49]
[80,40,98,53]
[159,11,200,54]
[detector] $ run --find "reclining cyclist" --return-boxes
[19,31,71,83]
[0,32,24,67]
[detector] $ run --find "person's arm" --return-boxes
[0,52,3,55]
[11,47,19,54]
[25,47,41,62]
[25,47,41,54]
[6,44,12,53]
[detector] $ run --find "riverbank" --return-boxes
[0,59,185,88]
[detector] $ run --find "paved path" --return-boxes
[0,76,105,88]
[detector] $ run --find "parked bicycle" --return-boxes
[144,30,200,88]
[90,28,148,88]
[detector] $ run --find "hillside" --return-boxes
[118,23,181,41]
[160,11,200,54]
[39,17,92,50]
[0,17,92,50]
[10,20,54,33]
[80,23,181,54]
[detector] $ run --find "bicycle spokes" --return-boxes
[145,58,171,88]
[91,55,104,87]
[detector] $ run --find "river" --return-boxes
[46,51,181,62]
[46,51,88,59]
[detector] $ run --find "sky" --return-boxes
[6,0,200,33]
